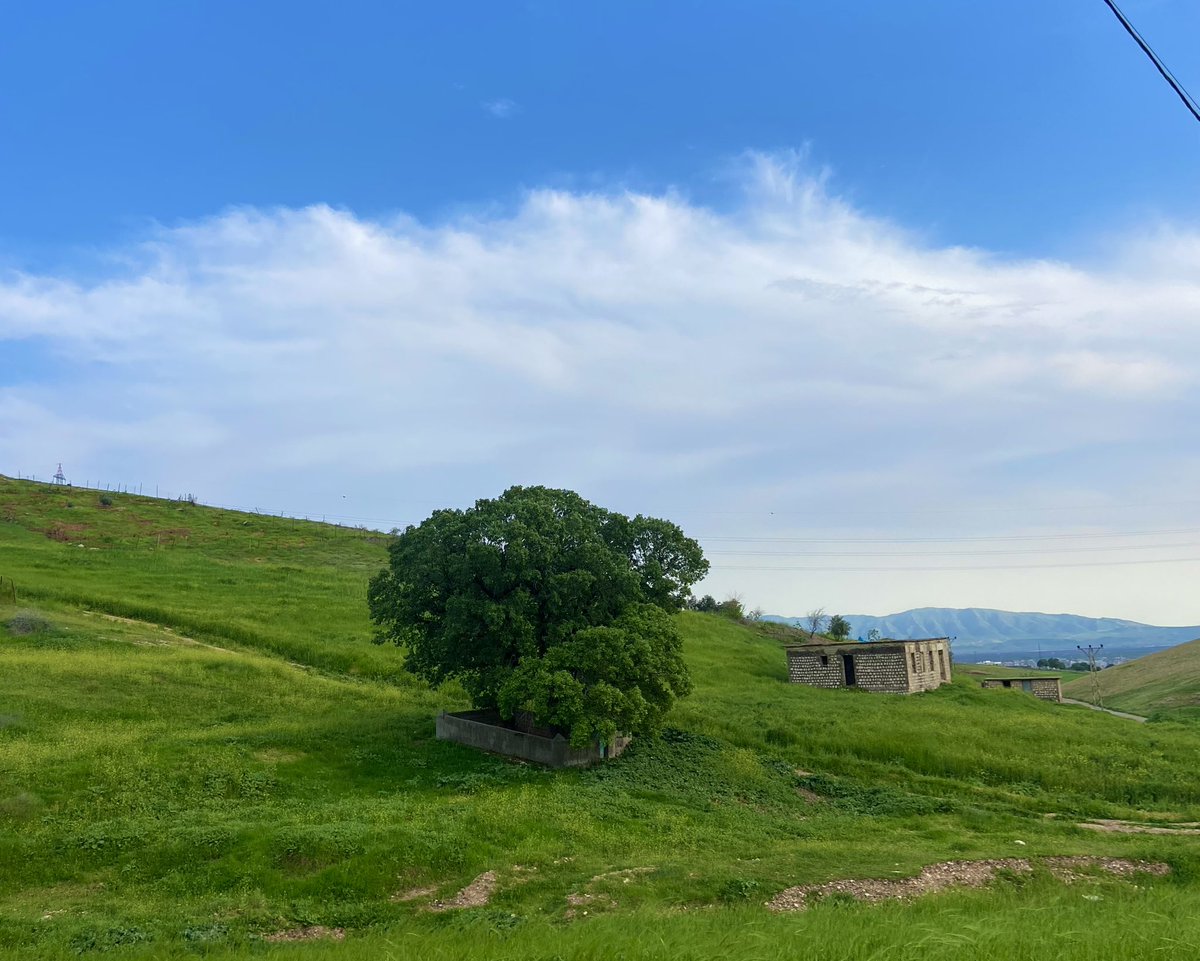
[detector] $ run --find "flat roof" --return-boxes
[786,637,950,652]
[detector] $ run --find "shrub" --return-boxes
[718,878,762,902]
[4,609,52,636]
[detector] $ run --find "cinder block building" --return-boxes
[786,638,952,694]
[980,676,1062,703]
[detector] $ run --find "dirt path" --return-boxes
[767,857,1169,912]
[1080,819,1200,835]
[83,611,238,655]
[1061,698,1147,722]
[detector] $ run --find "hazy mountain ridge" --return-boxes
[764,607,1200,657]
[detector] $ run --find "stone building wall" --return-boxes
[850,647,910,693]
[980,677,1063,703]
[787,649,849,688]
[904,640,952,693]
[786,638,952,695]
[1030,677,1062,702]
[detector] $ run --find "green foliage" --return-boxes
[715,596,745,620]
[717,878,761,902]
[3,609,52,636]
[1037,658,1068,670]
[827,615,851,641]
[368,486,706,738]
[795,772,953,816]
[498,605,692,746]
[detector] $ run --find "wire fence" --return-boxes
[5,470,386,530]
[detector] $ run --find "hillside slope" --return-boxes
[1064,638,1200,717]
[4,477,1200,959]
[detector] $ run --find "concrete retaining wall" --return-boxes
[435,710,630,768]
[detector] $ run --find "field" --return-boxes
[955,663,1088,683]
[1064,639,1200,719]
[3,475,1200,959]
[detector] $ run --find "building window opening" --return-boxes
[820,654,829,667]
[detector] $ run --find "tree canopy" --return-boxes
[827,614,851,640]
[367,486,708,746]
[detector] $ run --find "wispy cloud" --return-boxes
[482,97,519,119]
[3,154,1200,620]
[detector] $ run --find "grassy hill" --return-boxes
[1063,639,1200,718]
[4,475,1200,959]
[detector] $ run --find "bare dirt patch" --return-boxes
[262,926,345,943]
[391,885,437,903]
[590,866,654,883]
[767,857,1170,912]
[1042,856,1172,880]
[253,749,306,765]
[565,866,655,917]
[1079,819,1200,835]
[426,871,497,911]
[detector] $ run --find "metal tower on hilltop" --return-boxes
[52,463,67,485]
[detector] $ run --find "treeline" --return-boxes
[1037,657,1095,672]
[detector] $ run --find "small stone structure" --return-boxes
[786,638,952,693]
[435,710,630,768]
[980,676,1062,703]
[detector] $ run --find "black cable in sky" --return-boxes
[1101,0,1200,124]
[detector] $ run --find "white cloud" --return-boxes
[4,155,1200,621]
[482,97,519,119]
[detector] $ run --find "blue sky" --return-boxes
[3,0,1198,260]
[3,2,1200,622]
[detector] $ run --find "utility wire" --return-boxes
[698,526,1200,544]
[708,542,1200,558]
[711,554,1200,573]
[1101,0,1200,124]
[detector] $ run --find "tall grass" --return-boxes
[3,475,1200,958]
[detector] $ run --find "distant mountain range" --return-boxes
[763,607,1200,660]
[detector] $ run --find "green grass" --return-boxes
[956,663,1087,683]
[3,475,1200,958]
[1063,638,1200,717]
[0,476,394,678]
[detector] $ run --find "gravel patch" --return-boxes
[1080,819,1200,835]
[767,857,1170,911]
[262,926,345,943]
[427,871,497,911]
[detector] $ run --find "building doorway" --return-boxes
[842,653,857,686]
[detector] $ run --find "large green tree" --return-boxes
[367,486,707,743]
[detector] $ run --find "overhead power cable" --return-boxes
[698,526,1200,544]
[707,541,1200,558]
[1101,0,1200,124]
[710,554,1200,573]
